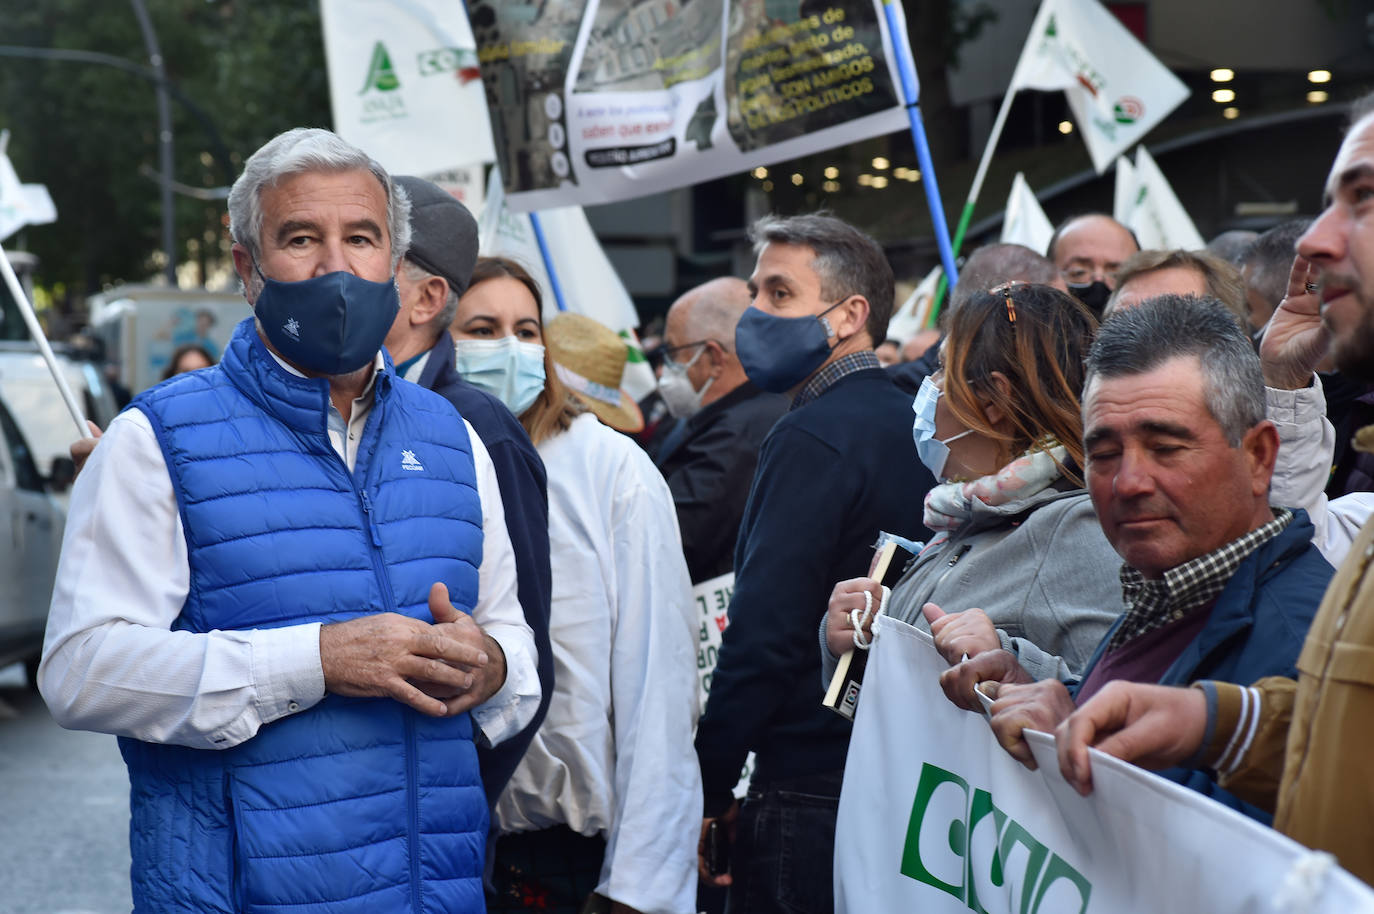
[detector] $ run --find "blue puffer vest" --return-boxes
[119,318,487,913]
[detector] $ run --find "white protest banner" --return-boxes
[887,264,942,342]
[1001,172,1054,253]
[320,0,495,177]
[478,168,640,333]
[1125,146,1206,251]
[1112,155,1136,226]
[691,572,754,798]
[470,0,911,211]
[834,616,1374,913]
[1010,0,1189,174]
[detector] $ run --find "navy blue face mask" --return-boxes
[735,297,848,393]
[253,267,399,376]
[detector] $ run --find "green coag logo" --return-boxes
[359,41,401,94]
[901,763,1092,914]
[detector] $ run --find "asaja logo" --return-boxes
[283,317,300,341]
[901,763,1092,914]
[1113,96,1144,125]
[359,41,401,94]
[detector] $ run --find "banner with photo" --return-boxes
[834,617,1374,913]
[691,572,754,798]
[469,0,913,211]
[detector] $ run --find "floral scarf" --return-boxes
[923,443,1070,537]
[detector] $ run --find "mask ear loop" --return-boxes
[849,585,891,650]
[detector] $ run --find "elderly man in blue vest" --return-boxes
[38,128,539,913]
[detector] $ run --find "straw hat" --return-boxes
[545,313,645,433]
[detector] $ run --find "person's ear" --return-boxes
[980,370,1015,430]
[835,295,870,343]
[231,244,257,303]
[410,275,448,326]
[1243,420,1281,497]
[700,340,728,378]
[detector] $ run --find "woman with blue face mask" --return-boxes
[453,257,701,914]
[820,283,1125,692]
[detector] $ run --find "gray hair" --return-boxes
[227,128,411,281]
[749,213,895,344]
[1086,294,1265,446]
[400,257,462,334]
[1241,219,1312,314]
[950,242,1060,312]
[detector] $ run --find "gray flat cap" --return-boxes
[394,175,479,296]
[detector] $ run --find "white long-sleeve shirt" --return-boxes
[495,413,701,914]
[1267,376,1374,565]
[39,352,538,751]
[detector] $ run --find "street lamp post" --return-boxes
[130,0,176,287]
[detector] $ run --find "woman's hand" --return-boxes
[923,603,1000,666]
[824,577,883,657]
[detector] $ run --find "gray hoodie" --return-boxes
[821,483,1123,685]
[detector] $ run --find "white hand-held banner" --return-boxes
[834,617,1374,913]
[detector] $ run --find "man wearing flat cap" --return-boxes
[387,175,555,808]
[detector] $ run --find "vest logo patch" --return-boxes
[400,449,425,472]
[283,317,301,341]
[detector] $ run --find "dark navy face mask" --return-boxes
[734,298,847,393]
[1066,279,1111,316]
[253,268,399,376]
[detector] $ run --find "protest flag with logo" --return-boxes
[1000,172,1055,253]
[1112,154,1137,226]
[0,134,56,242]
[1122,145,1206,251]
[1010,0,1190,174]
[320,0,495,178]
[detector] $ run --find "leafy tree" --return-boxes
[0,1,331,313]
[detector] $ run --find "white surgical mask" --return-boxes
[911,376,973,481]
[454,336,547,417]
[657,345,714,419]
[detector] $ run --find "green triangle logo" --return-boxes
[359,42,401,94]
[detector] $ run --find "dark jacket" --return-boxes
[1074,509,1333,821]
[694,368,935,815]
[415,336,554,808]
[655,381,788,583]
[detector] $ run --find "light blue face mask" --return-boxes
[911,375,973,481]
[453,336,547,417]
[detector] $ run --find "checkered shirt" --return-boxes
[791,350,881,410]
[1108,508,1294,651]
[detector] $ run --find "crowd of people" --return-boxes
[31,89,1374,913]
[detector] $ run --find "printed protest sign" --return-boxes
[692,572,752,798]
[834,617,1374,913]
[469,0,912,211]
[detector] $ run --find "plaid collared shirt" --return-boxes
[1108,508,1294,651]
[791,349,881,410]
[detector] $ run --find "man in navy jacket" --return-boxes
[941,295,1331,821]
[694,214,934,912]
[385,176,553,808]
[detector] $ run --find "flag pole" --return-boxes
[528,211,568,313]
[0,242,87,436]
[929,80,1018,324]
[882,1,959,291]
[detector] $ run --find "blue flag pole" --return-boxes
[882,0,959,292]
[529,211,568,313]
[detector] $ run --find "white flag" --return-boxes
[1010,0,1189,173]
[1001,172,1054,253]
[1112,155,1137,225]
[0,147,56,242]
[320,0,495,177]
[477,169,654,398]
[834,617,1374,913]
[1126,146,1205,251]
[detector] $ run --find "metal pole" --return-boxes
[131,0,176,286]
[529,212,568,312]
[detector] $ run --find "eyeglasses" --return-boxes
[1060,265,1118,285]
[659,339,719,361]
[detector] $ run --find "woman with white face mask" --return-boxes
[820,283,1124,689]
[452,257,700,914]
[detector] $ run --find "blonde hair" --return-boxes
[466,256,583,445]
